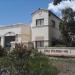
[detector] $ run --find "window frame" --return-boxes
[35,40,44,48]
[36,18,44,26]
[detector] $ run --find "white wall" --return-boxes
[31,10,49,27]
[0,26,22,47]
[31,9,49,41]
[0,27,21,36]
[32,27,49,41]
[38,47,75,57]
[31,9,49,47]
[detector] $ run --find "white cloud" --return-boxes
[48,0,75,18]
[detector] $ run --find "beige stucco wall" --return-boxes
[21,25,31,43]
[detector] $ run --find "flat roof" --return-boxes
[0,23,30,29]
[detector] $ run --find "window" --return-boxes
[56,50,62,53]
[5,36,15,47]
[64,50,68,53]
[35,41,44,48]
[36,19,44,26]
[51,20,55,27]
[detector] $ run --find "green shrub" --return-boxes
[0,43,58,75]
[0,45,7,57]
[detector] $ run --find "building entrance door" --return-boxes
[5,36,15,47]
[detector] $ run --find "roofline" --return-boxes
[49,10,62,21]
[32,8,48,15]
[32,8,62,21]
[0,23,30,29]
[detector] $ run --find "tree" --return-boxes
[53,0,71,5]
[53,0,75,46]
[0,45,7,57]
[59,8,75,46]
[53,0,62,5]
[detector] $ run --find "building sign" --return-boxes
[44,49,68,53]
[38,47,75,57]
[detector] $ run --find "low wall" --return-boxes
[38,47,75,57]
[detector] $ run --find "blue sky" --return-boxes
[0,0,51,25]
